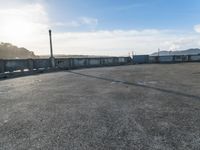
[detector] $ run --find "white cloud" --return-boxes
[0,4,48,23]
[0,3,50,54]
[0,2,200,56]
[194,24,200,33]
[54,17,98,28]
[51,30,200,56]
[79,17,98,26]
[54,21,80,28]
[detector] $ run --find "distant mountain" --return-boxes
[151,48,200,56]
[0,42,39,59]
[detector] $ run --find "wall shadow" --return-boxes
[68,71,200,101]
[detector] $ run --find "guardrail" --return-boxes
[0,57,131,74]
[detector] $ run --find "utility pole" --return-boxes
[49,29,55,68]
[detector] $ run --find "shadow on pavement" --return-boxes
[68,71,200,101]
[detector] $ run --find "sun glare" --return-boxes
[2,16,35,41]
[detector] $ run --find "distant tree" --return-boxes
[0,42,39,59]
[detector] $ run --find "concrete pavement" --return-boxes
[0,63,200,150]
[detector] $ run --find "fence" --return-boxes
[0,57,131,74]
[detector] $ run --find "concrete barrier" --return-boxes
[74,58,88,68]
[2,54,198,79]
[133,55,149,64]
[89,58,101,66]
[4,59,29,72]
[149,56,158,63]
[33,59,51,70]
[159,56,174,63]
[133,54,200,64]
[0,57,130,78]
[56,59,70,69]
[0,60,5,73]
[189,55,200,61]
[174,55,188,62]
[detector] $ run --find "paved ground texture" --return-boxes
[0,63,200,150]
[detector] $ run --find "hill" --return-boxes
[151,48,200,56]
[0,42,39,59]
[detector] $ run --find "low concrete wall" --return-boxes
[133,55,149,64]
[89,58,100,66]
[4,59,29,72]
[189,55,200,61]
[149,56,158,63]
[1,54,199,75]
[0,57,131,76]
[134,54,200,64]
[159,56,174,63]
[33,59,51,70]
[0,60,5,73]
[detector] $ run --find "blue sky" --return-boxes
[0,0,200,55]
[47,0,200,31]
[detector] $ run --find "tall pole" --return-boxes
[49,30,53,58]
[49,29,55,68]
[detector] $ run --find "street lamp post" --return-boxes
[49,29,55,68]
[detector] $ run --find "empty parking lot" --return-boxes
[0,63,200,150]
